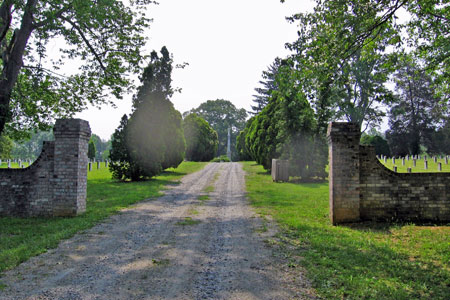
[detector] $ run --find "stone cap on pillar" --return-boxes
[53,119,91,140]
[327,122,360,144]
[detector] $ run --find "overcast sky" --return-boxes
[75,0,315,140]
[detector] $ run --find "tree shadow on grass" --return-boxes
[343,220,450,234]
[279,223,450,299]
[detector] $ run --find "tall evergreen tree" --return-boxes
[126,47,185,175]
[88,140,96,160]
[109,115,148,181]
[183,114,218,162]
[251,58,282,114]
[386,58,444,156]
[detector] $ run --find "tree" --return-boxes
[386,58,444,156]
[11,129,53,159]
[183,114,218,162]
[126,47,185,177]
[244,63,327,179]
[88,139,96,160]
[89,134,109,160]
[187,99,247,160]
[286,0,450,117]
[0,0,155,138]
[0,134,13,158]
[251,58,282,114]
[286,0,397,132]
[109,114,147,181]
[236,117,254,161]
[360,131,391,157]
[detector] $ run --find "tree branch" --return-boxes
[60,16,108,74]
[0,0,13,47]
[32,3,73,29]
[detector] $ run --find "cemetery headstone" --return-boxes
[393,166,397,172]
[88,162,92,171]
[407,167,412,173]
[438,162,442,171]
[424,160,428,170]
[413,159,416,167]
[402,158,405,166]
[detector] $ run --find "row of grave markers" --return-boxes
[377,155,450,172]
[87,160,110,171]
[0,158,33,169]
[0,158,109,171]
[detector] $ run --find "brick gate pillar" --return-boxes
[327,122,361,224]
[52,119,91,216]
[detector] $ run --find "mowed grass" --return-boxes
[0,162,31,169]
[380,156,450,173]
[0,161,207,273]
[242,162,450,300]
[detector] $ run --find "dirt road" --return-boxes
[0,163,308,299]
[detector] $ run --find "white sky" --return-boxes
[75,0,315,140]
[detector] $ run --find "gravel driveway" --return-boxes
[0,162,310,299]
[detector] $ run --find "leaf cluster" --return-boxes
[183,113,218,162]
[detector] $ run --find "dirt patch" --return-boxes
[0,163,313,299]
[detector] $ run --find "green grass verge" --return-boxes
[242,161,450,300]
[380,157,450,173]
[0,161,207,273]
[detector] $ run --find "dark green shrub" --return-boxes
[210,155,231,162]
[88,139,96,160]
[183,114,218,162]
[109,115,149,181]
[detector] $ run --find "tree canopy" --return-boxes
[283,0,449,132]
[186,99,247,160]
[183,113,218,162]
[0,0,155,138]
[109,47,185,181]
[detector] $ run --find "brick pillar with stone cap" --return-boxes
[52,119,91,216]
[327,122,361,224]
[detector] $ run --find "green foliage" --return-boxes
[10,130,54,159]
[0,134,13,159]
[360,132,391,157]
[109,115,148,181]
[251,58,282,114]
[127,47,185,175]
[386,58,445,156]
[210,155,231,163]
[0,0,156,137]
[183,113,218,162]
[186,99,247,160]
[90,134,110,160]
[243,161,450,300]
[245,63,327,179]
[109,47,185,181]
[286,0,397,131]
[235,117,253,161]
[88,140,96,160]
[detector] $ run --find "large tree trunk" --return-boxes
[0,0,36,135]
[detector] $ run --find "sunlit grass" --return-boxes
[0,161,207,273]
[242,161,450,300]
[380,156,450,173]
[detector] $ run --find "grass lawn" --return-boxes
[242,161,450,300]
[380,157,450,173]
[0,161,207,273]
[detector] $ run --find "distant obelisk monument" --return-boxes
[227,127,231,161]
